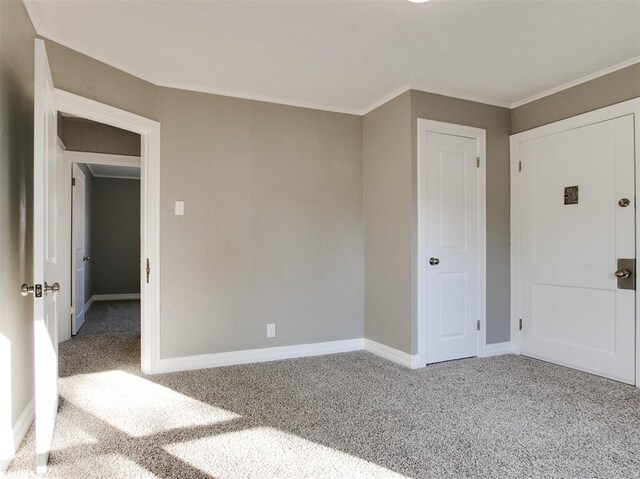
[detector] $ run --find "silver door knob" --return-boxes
[429,257,440,266]
[615,269,631,279]
[82,256,90,262]
[44,282,60,295]
[21,284,34,296]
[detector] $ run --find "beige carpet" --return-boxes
[6,300,640,478]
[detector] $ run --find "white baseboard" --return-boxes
[0,398,34,476]
[155,338,365,374]
[483,341,513,357]
[363,339,422,369]
[154,337,510,375]
[90,293,140,302]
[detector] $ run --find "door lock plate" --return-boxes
[617,258,636,290]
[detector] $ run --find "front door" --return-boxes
[518,115,635,384]
[424,128,481,364]
[32,39,61,473]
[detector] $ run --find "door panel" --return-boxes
[425,132,480,363]
[519,115,635,384]
[33,39,60,473]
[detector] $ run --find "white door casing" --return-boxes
[71,163,87,335]
[33,39,61,474]
[418,120,487,365]
[55,89,160,375]
[514,115,635,384]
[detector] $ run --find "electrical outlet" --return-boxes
[266,323,276,338]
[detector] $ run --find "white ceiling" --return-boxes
[25,0,640,114]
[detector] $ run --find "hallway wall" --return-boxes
[90,177,141,295]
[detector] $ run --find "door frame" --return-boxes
[510,98,640,387]
[56,89,161,374]
[64,152,142,341]
[417,119,487,366]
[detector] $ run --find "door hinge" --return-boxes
[518,161,522,173]
[146,258,150,284]
[519,318,523,331]
[476,156,480,168]
[72,177,76,186]
[476,320,481,331]
[70,305,76,315]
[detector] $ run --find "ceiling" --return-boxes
[25,0,640,114]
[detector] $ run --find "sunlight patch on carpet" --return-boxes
[59,370,239,437]
[164,426,412,479]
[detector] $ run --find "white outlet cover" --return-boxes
[174,200,184,216]
[267,323,276,338]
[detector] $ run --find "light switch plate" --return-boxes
[174,200,184,216]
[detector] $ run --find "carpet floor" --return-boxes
[6,300,640,478]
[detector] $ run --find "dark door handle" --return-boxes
[429,257,440,266]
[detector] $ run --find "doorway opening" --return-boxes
[56,114,143,341]
[55,89,161,375]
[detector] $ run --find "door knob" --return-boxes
[429,257,440,266]
[615,269,631,279]
[21,284,34,296]
[44,282,60,295]
[82,256,90,262]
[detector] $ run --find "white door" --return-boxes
[518,115,635,384]
[424,130,481,363]
[71,163,87,334]
[32,39,61,473]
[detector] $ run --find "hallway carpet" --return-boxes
[6,300,640,478]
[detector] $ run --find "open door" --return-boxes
[71,163,87,334]
[28,39,61,473]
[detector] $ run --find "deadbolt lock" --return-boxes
[616,259,636,290]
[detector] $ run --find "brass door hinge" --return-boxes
[519,318,523,331]
[72,177,76,186]
[518,161,522,173]
[476,156,480,168]
[146,258,150,284]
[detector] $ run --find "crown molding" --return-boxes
[22,0,361,115]
[408,83,511,109]
[23,0,640,116]
[510,56,640,109]
[359,84,412,115]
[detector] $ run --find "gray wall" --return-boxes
[62,117,141,156]
[157,87,363,358]
[90,177,141,295]
[511,63,640,134]
[0,0,35,449]
[46,40,364,359]
[363,92,413,353]
[362,91,511,354]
